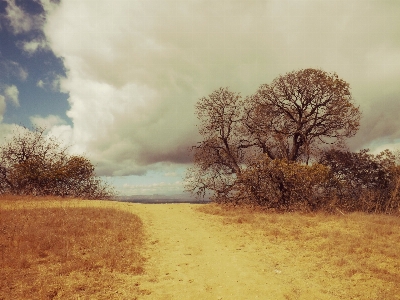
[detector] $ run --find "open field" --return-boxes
[1,196,400,299]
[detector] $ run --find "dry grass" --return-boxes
[0,196,147,300]
[197,203,400,299]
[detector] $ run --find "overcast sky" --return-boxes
[0,0,400,195]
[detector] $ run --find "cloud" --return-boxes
[29,114,73,150]
[40,0,400,176]
[348,95,400,151]
[0,60,28,81]
[20,37,49,54]
[3,0,43,34]
[3,84,19,106]
[0,116,23,145]
[38,0,58,14]
[0,95,5,122]
[35,74,63,91]
[36,79,44,88]
[30,114,66,129]
[0,84,19,121]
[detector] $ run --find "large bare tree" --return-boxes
[186,69,361,203]
[245,68,361,162]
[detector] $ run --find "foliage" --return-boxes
[0,127,114,199]
[237,156,330,211]
[320,148,400,213]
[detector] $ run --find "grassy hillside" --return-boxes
[0,196,148,300]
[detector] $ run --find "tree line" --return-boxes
[186,68,400,213]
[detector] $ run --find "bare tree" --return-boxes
[245,68,361,162]
[185,87,251,200]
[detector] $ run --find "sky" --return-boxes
[0,0,400,196]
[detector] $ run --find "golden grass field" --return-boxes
[1,196,399,299]
[197,204,400,299]
[0,196,148,299]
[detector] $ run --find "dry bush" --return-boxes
[0,205,147,299]
[321,149,400,213]
[237,157,330,211]
[0,127,115,199]
[197,204,400,298]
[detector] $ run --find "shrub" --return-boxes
[236,156,330,211]
[320,149,400,213]
[0,127,114,199]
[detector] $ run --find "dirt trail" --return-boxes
[121,203,290,300]
[1,200,346,299]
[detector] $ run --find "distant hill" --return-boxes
[114,193,210,204]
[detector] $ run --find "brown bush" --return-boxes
[236,156,330,211]
[320,148,400,213]
[0,127,114,199]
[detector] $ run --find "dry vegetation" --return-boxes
[197,204,400,299]
[0,196,147,300]
[0,127,115,199]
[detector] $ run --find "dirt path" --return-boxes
[2,199,397,299]
[121,203,289,300]
[2,200,400,300]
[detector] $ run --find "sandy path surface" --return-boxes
[122,203,289,300]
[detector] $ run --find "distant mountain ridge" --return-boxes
[114,193,210,204]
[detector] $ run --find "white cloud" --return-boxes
[0,85,21,122]
[21,38,49,54]
[37,80,44,88]
[35,75,63,91]
[3,84,19,107]
[29,115,73,152]
[38,0,58,14]
[18,68,28,81]
[40,0,400,176]
[0,123,24,147]
[4,0,43,34]
[30,114,67,129]
[0,95,6,122]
